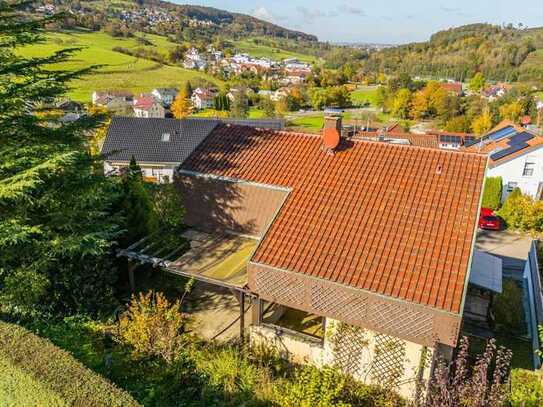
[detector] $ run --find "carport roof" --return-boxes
[118,229,258,290]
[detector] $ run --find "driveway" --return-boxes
[475,230,533,278]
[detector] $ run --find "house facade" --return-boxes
[464,120,543,201]
[191,88,217,110]
[151,88,178,107]
[133,94,166,118]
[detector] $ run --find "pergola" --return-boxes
[118,228,259,341]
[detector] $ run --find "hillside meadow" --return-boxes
[17,30,222,102]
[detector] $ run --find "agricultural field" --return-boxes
[233,38,318,64]
[17,30,222,102]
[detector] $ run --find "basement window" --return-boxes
[261,301,324,340]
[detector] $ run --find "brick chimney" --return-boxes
[322,113,342,152]
[324,114,342,136]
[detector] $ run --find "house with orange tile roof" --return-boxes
[464,120,543,201]
[114,115,488,399]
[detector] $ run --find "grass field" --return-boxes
[17,30,222,102]
[233,38,317,63]
[350,86,381,107]
[288,110,395,132]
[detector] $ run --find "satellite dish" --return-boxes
[323,128,340,150]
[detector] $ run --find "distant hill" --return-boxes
[30,0,318,43]
[362,23,543,84]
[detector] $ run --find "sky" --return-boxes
[172,0,543,44]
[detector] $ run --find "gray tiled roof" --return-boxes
[101,117,286,165]
[102,117,220,163]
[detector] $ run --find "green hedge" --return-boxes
[510,369,543,407]
[0,321,140,407]
[481,176,503,210]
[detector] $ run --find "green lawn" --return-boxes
[350,86,381,107]
[17,30,222,102]
[288,114,324,132]
[288,110,396,132]
[233,38,317,64]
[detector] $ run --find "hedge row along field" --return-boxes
[0,321,140,407]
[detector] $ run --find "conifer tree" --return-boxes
[0,2,121,314]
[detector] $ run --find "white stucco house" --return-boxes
[191,88,217,110]
[151,88,178,107]
[133,94,166,118]
[464,120,543,201]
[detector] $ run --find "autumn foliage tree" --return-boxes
[171,84,193,118]
[471,109,493,135]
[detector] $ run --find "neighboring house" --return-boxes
[92,90,133,106]
[426,130,476,150]
[191,88,218,110]
[133,94,166,118]
[56,99,84,113]
[101,117,220,183]
[355,130,440,149]
[183,47,207,70]
[101,117,285,183]
[258,88,289,102]
[113,115,487,400]
[481,83,511,101]
[151,88,178,107]
[439,81,463,96]
[464,120,543,201]
[226,87,254,103]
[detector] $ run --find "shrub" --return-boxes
[492,280,526,334]
[497,189,543,234]
[481,176,503,210]
[510,369,543,406]
[426,337,511,407]
[0,321,139,407]
[118,291,185,363]
[274,365,405,407]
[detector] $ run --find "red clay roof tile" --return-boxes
[182,125,487,314]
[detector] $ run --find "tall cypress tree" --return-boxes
[0,2,122,315]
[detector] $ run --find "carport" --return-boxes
[117,228,259,342]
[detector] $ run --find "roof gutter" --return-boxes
[458,155,489,320]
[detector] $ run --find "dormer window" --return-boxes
[161,132,170,142]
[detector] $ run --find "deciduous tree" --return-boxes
[171,84,193,118]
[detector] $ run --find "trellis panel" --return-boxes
[249,262,462,347]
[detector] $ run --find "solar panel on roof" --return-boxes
[440,135,462,144]
[487,126,516,141]
[490,142,529,161]
[508,131,533,145]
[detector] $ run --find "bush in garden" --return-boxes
[274,365,406,407]
[497,188,543,234]
[481,177,503,210]
[118,290,185,363]
[492,280,526,334]
[509,369,543,407]
[426,337,512,407]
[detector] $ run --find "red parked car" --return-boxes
[478,208,503,230]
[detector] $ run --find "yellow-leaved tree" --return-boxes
[171,85,193,119]
[471,110,493,135]
[499,101,523,123]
